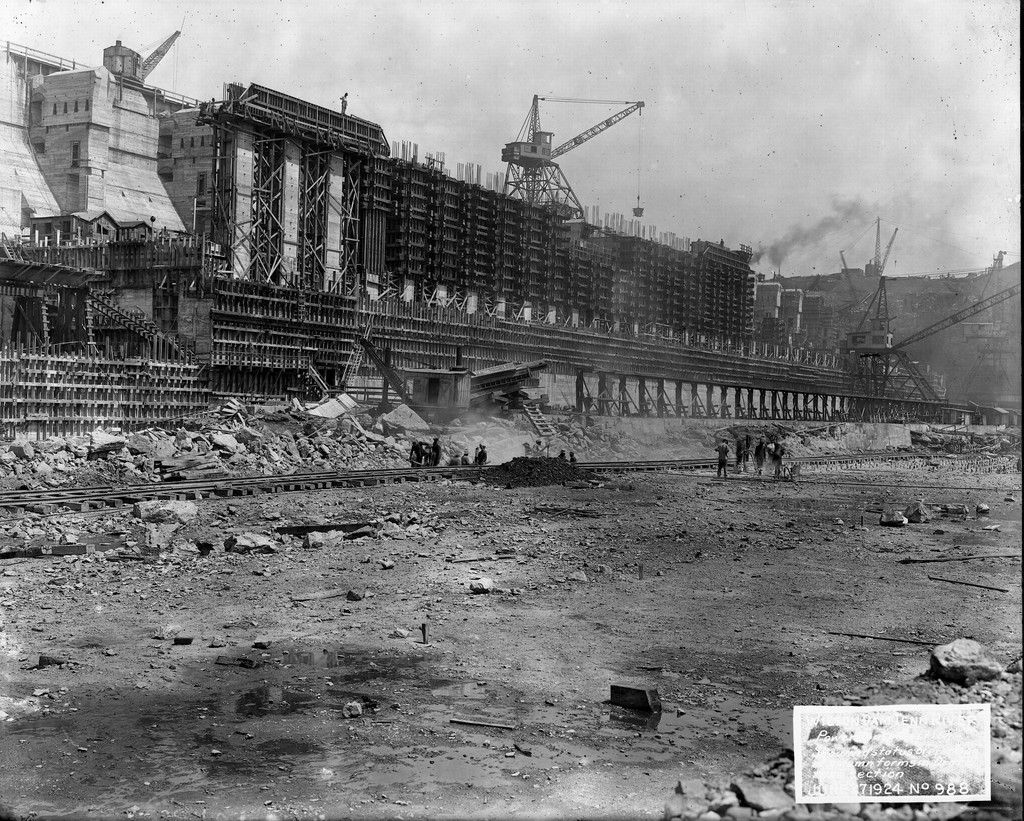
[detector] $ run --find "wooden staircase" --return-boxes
[522,403,558,439]
[87,292,197,364]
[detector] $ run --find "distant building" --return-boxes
[780,288,803,334]
[754,281,782,319]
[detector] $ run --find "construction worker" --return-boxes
[410,441,423,467]
[461,451,471,465]
[772,439,787,478]
[754,438,767,475]
[735,437,746,473]
[474,444,488,465]
[716,439,730,479]
[430,437,441,467]
[558,450,567,460]
[569,451,577,464]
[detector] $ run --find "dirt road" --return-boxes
[1,462,1020,820]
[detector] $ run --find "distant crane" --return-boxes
[502,96,644,219]
[847,282,1022,404]
[102,31,181,83]
[140,31,181,81]
[854,218,898,333]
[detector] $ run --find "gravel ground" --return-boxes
[0,460,1020,820]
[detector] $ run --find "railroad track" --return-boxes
[0,452,935,515]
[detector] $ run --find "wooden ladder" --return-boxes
[341,317,374,386]
[522,403,558,439]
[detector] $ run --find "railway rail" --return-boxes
[0,451,949,515]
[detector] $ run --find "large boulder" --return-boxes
[930,639,1004,685]
[879,509,908,526]
[380,404,431,438]
[233,426,264,445]
[133,499,199,524]
[224,532,278,554]
[903,500,931,523]
[469,577,494,594]
[209,432,240,453]
[9,439,36,460]
[729,778,794,812]
[38,437,68,454]
[89,429,126,456]
[126,432,177,460]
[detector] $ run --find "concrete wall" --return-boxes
[156,111,214,233]
[538,415,912,459]
[0,53,59,235]
[230,130,253,275]
[4,61,185,232]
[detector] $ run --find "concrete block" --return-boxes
[610,684,661,712]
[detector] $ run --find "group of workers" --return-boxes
[716,435,786,479]
[409,437,487,467]
[524,439,577,463]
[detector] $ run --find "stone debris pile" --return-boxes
[480,456,596,488]
[0,410,411,489]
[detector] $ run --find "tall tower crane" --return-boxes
[502,96,644,219]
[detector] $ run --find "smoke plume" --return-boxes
[752,198,869,269]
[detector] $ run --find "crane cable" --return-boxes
[636,106,643,212]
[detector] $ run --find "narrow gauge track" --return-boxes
[0,452,933,515]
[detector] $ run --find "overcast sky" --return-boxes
[8,0,1020,277]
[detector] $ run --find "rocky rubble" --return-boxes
[0,406,414,490]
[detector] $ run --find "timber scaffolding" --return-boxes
[0,240,209,438]
[13,237,944,422]
[0,352,207,440]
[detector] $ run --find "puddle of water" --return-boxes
[256,738,324,758]
[429,680,488,699]
[268,645,430,683]
[235,684,318,716]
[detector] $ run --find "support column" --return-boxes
[575,372,586,414]
[770,389,779,419]
[619,375,629,417]
[598,373,610,416]
[656,378,666,418]
[638,377,649,417]
[675,380,684,417]
[706,384,716,418]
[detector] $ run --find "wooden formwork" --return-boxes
[0,351,210,440]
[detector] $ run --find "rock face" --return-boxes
[132,500,199,524]
[930,638,1004,685]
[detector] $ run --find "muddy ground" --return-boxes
[0,460,1021,820]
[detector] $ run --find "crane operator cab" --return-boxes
[502,131,554,168]
[846,318,893,354]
